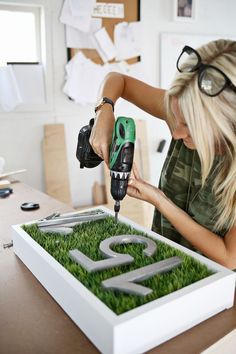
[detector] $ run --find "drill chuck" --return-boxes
[110,171,130,201]
[114,200,120,213]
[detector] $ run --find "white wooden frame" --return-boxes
[12,206,236,354]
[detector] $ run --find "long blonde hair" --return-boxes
[166,39,236,232]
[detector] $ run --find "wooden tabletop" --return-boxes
[0,182,236,354]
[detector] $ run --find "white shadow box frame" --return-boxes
[12,206,236,354]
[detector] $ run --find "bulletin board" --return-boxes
[68,0,140,65]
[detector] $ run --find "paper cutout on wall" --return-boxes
[12,64,46,104]
[63,51,148,105]
[60,0,96,32]
[66,18,102,48]
[91,27,117,63]
[114,21,142,61]
[92,3,125,18]
[63,51,110,104]
[0,66,22,111]
[68,0,94,16]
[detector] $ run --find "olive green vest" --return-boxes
[152,139,227,251]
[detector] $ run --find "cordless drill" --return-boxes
[76,116,136,222]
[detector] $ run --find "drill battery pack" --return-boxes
[76,118,103,168]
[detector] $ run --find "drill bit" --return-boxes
[114,200,120,223]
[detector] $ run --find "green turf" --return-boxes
[22,214,214,315]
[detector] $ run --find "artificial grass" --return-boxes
[22,214,214,315]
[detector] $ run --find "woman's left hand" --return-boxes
[127,164,167,207]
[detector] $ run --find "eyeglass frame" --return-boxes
[176,45,236,97]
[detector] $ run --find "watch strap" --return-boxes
[95,97,114,113]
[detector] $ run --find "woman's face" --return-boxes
[171,97,196,150]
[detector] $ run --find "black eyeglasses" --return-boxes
[176,45,236,97]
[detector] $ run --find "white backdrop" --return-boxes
[160,32,236,89]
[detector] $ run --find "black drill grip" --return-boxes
[76,118,103,168]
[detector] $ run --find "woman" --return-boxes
[90,39,236,269]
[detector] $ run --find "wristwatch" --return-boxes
[95,97,114,113]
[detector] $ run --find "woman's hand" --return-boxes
[89,71,167,165]
[89,105,115,165]
[127,164,168,207]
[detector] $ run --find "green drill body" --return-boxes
[76,116,136,222]
[109,117,136,221]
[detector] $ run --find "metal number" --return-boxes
[102,256,182,296]
[69,235,157,272]
[69,235,182,296]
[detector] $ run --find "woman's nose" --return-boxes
[172,124,189,140]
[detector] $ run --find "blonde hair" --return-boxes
[166,39,236,232]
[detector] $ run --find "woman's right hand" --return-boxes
[89,71,167,165]
[89,104,115,165]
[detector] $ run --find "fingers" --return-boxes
[90,125,112,163]
[89,110,115,159]
[102,149,109,165]
[127,184,142,200]
[128,177,142,190]
[128,177,135,186]
[130,162,142,182]
[89,133,109,162]
[132,162,141,180]
[127,178,141,195]
[128,177,157,204]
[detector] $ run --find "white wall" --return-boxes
[0,0,236,208]
[140,0,236,189]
